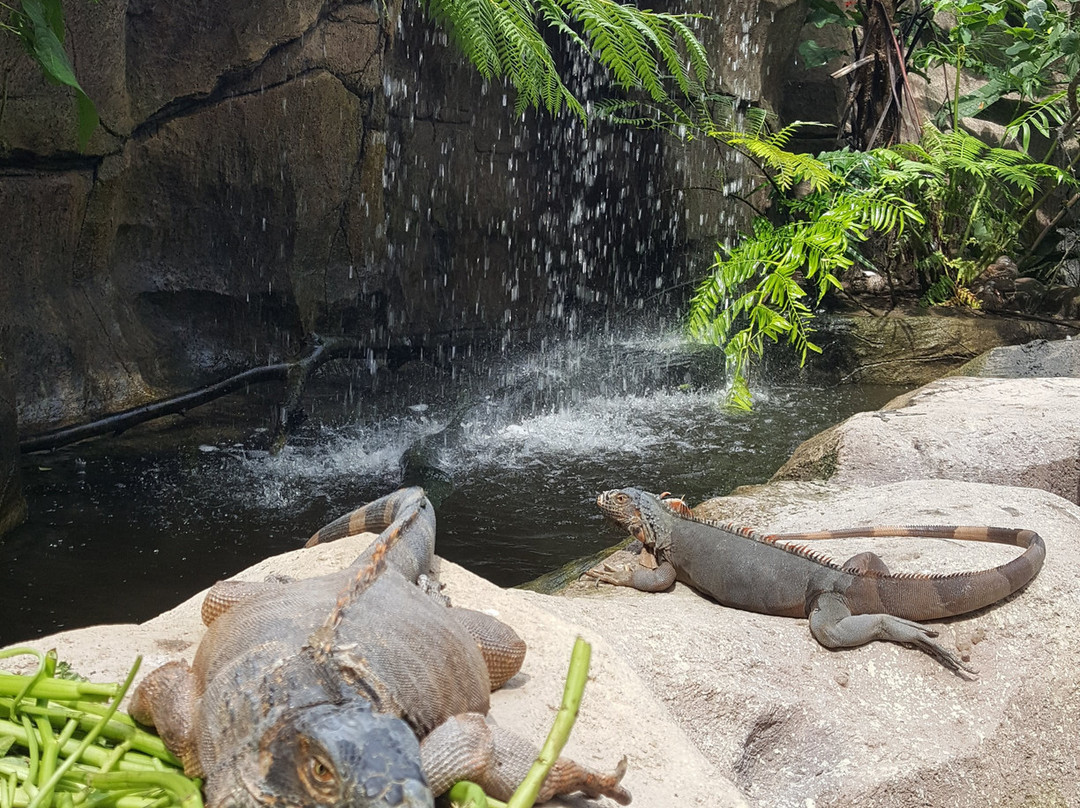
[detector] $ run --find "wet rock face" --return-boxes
[0,0,800,430]
[0,359,26,538]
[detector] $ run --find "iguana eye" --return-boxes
[615,493,629,504]
[297,742,339,798]
[309,756,334,784]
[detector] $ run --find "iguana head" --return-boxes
[596,488,674,552]
[218,700,433,808]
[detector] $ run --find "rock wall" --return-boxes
[1,0,806,436]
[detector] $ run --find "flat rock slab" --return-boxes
[2,536,745,808]
[772,375,1080,504]
[569,479,1080,808]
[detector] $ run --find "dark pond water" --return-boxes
[1,328,908,646]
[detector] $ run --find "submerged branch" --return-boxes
[18,337,361,454]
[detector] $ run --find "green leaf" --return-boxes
[1023,0,1046,29]
[798,39,845,67]
[14,0,99,148]
[20,0,78,87]
[75,88,99,150]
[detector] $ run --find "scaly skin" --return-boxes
[130,488,630,808]
[593,488,1046,675]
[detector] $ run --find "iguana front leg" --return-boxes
[586,559,677,592]
[128,661,203,776]
[808,592,976,676]
[420,713,631,804]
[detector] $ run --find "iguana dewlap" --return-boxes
[130,487,630,808]
[593,488,1046,674]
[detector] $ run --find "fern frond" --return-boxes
[722,129,837,192]
[424,0,711,120]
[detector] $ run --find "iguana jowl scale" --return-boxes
[130,487,630,808]
[594,488,1045,674]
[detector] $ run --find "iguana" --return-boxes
[130,487,630,808]
[592,488,1046,674]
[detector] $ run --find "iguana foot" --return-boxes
[809,592,977,677]
[586,560,677,593]
[585,562,635,587]
[449,609,527,690]
[421,713,631,804]
[201,579,289,626]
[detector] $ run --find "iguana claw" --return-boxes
[584,562,634,587]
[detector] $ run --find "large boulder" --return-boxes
[565,479,1080,808]
[2,534,748,808]
[773,375,1080,504]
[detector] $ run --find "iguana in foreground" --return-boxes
[130,487,630,808]
[593,488,1046,674]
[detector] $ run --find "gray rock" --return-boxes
[954,337,1080,379]
[773,376,1080,504]
[0,0,807,431]
[568,479,1080,808]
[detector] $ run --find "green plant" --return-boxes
[687,122,924,408]
[1,647,201,808]
[866,123,1074,272]
[687,120,1073,407]
[912,0,1080,134]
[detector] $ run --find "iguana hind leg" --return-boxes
[808,591,975,676]
[420,713,631,805]
[200,577,293,626]
[842,551,891,575]
[450,609,527,690]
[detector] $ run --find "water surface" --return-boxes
[1,330,906,645]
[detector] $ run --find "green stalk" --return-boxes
[0,701,179,764]
[447,781,506,808]
[18,718,36,789]
[952,46,964,133]
[85,773,201,808]
[505,638,592,808]
[0,680,116,705]
[26,659,142,808]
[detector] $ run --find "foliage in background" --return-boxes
[869,124,1074,294]
[912,0,1080,133]
[680,0,1079,406]
[685,114,1073,406]
[0,0,98,148]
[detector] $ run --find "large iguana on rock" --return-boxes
[593,488,1045,674]
[130,487,630,808]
